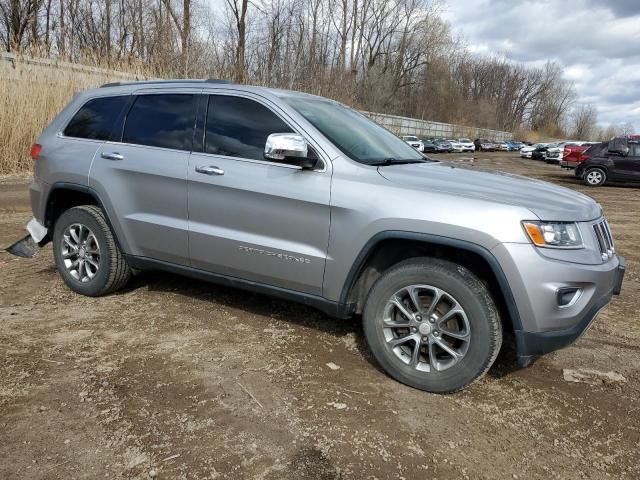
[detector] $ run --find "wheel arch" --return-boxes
[44,182,128,253]
[338,231,523,333]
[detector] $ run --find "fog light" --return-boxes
[557,287,581,308]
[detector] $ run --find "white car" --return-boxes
[544,141,583,164]
[456,138,475,152]
[520,144,541,158]
[448,139,463,152]
[402,135,424,152]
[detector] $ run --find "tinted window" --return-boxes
[584,142,607,157]
[205,96,293,160]
[608,137,627,154]
[64,96,128,140]
[629,143,640,156]
[123,94,195,150]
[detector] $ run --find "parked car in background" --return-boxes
[474,139,495,151]
[519,144,539,158]
[448,139,462,152]
[576,136,640,186]
[532,144,550,161]
[433,139,453,152]
[494,141,509,151]
[562,142,602,169]
[456,138,475,152]
[421,140,438,153]
[544,142,570,164]
[506,141,523,151]
[402,135,424,152]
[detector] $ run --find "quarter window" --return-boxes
[123,94,195,151]
[205,95,294,160]
[64,96,128,140]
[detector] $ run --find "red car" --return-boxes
[560,142,598,169]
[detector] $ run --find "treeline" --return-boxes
[0,0,627,137]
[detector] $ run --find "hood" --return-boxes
[377,162,601,221]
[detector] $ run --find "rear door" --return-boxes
[617,142,640,180]
[187,93,331,295]
[90,90,198,265]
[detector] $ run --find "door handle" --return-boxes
[101,152,124,161]
[195,165,224,176]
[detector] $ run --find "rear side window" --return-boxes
[205,95,293,160]
[123,94,195,151]
[584,142,606,156]
[64,96,128,140]
[608,137,627,154]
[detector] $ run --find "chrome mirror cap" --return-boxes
[264,133,308,161]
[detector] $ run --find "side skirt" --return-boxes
[125,255,355,319]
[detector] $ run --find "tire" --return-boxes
[52,205,131,296]
[363,258,502,393]
[583,168,606,187]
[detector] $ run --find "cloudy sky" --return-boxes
[442,0,640,130]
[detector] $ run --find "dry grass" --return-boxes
[0,56,146,174]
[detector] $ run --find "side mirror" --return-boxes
[264,133,317,169]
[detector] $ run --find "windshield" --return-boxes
[283,96,423,164]
[459,138,471,142]
[403,136,419,141]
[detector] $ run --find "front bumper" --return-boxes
[515,257,624,365]
[491,241,625,365]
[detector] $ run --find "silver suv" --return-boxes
[18,80,625,393]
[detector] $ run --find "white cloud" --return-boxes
[443,0,640,131]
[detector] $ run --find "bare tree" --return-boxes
[571,104,598,140]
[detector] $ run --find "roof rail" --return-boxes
[100,79,232,88]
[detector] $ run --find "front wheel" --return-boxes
[583,168,606,186]
[363,258,502,393]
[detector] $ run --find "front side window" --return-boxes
[64,96,128,140]
[123,94,195,151]
[205,95,294,160]
[629,143,640,157]
[283,96,423,164]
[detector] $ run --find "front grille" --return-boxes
[593,219,615,261]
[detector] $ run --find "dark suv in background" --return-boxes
[576,136,640,186]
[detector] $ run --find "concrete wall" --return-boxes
[362,111,513,141]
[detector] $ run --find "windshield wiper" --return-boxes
[368,158,426,166]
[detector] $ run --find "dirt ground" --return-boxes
[1,153,639,480]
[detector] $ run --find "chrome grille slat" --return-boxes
[593,219,614,261]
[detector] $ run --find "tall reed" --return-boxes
[0,56,145,174]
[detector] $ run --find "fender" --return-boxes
[45,181,129,253]
[337,230,524,332]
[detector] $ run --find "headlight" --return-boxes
[522,221,584,249]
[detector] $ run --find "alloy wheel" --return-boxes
[586,170,604,185]
[61,223,101,282]
[381,285,471,373]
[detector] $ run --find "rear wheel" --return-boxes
[53,205,131,296]
[363,258,502,393]
[584,168,606,186]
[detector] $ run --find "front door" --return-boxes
[187,93,331,295]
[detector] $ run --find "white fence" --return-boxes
[363,111,513,141]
